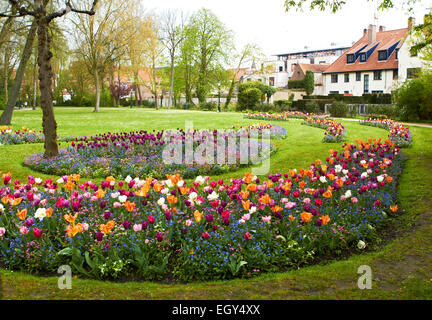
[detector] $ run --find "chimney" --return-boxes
[379,26,386,32]
[367,24,376,44]
[408,17,415,30]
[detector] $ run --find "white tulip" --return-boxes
[34,208,47,221]
[357,240,366,250]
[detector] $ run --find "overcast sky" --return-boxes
[141,0,430,57]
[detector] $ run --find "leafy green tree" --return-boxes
[304,70,315,96]
[185,9,233,104]
[238,86,261,111]
[394,70,432,121]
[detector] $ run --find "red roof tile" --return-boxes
[324,28,408,74]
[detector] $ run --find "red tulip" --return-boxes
[244,232,252,240]
[33,228,42,238]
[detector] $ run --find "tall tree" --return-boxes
[161,9,186,109]
[141,15,164,109]
[186,9,233,105]
[304,70,315,96]
[224,43,264,108]
[0,0,99,157]
[71,0,131,113]
[0,19,37,125]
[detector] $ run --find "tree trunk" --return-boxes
[0,21,37,125]
[33,55,37,110]
[94,68,101,112]
[224,79,235,109]
[3,51,8,103]
[169,56,175,109]
[0,17,13,53]
[36,15,59,158]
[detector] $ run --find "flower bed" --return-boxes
[244,112,329,122]
[232,123,288,139]
[302,118,347,143]
[25,130,276,180]
[0,126,44,145]
[0,138,405,281]
[359,119,412,147]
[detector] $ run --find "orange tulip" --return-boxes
[17,209,27,221]
[289,215,296,222]
[246,184,257,192]
[95,189,106,199]
[46,208,54,218]
[243,172,254,184]
[282,181,292,191]
[124,200,136,212]
[242,200,251,211]
[386,176,393,183]
[100,220,115,234]
[194,210,203,223]
[240,191,250,200]
[64,213,78,224]
[259,194,272,205]
[390,205,398,213]
[321,215,330,225]
[167,195,178,205]
[66,223,82,238]
[271,206,282,213]
[301,212,313,223]
[323,190,332,198]
[153,182,162,192]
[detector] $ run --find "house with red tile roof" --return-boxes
[323,17,426,96]
[290,63,330,95]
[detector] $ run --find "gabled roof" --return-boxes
[298,63,330,73]
[324,28,408,74]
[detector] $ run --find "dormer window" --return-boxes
[360,53,367,62]
[378,50,387,61]
[347,54,355,64]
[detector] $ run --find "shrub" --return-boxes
[366,104,397,119]
[328,101,349,118]
[394,71,432,121]
[288,80,305,89]
[304,71,315,96]
[303,100,320,114]
[238,87,262,111]
[200,102,218,111]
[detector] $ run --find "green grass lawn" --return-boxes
[1,107,431,300]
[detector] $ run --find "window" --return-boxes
[360,53,367,62]
[410,50,418,57]
[395,49,399,60]
[269,77,275,87]
[374,71,382,80]
[344,91,350,94]
[331,74,338,83]
[344,73,350,83]
[356,72,361,81]
[378,50,387,61]
[393,69,398,80]
[330,91,339,94]
[279,66,283,72]
[347,54,355,64]
[407,68,421,79]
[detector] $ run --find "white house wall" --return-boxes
[398,37,425,83]
[324,70,395,95]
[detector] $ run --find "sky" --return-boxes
[141,0,430,58]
